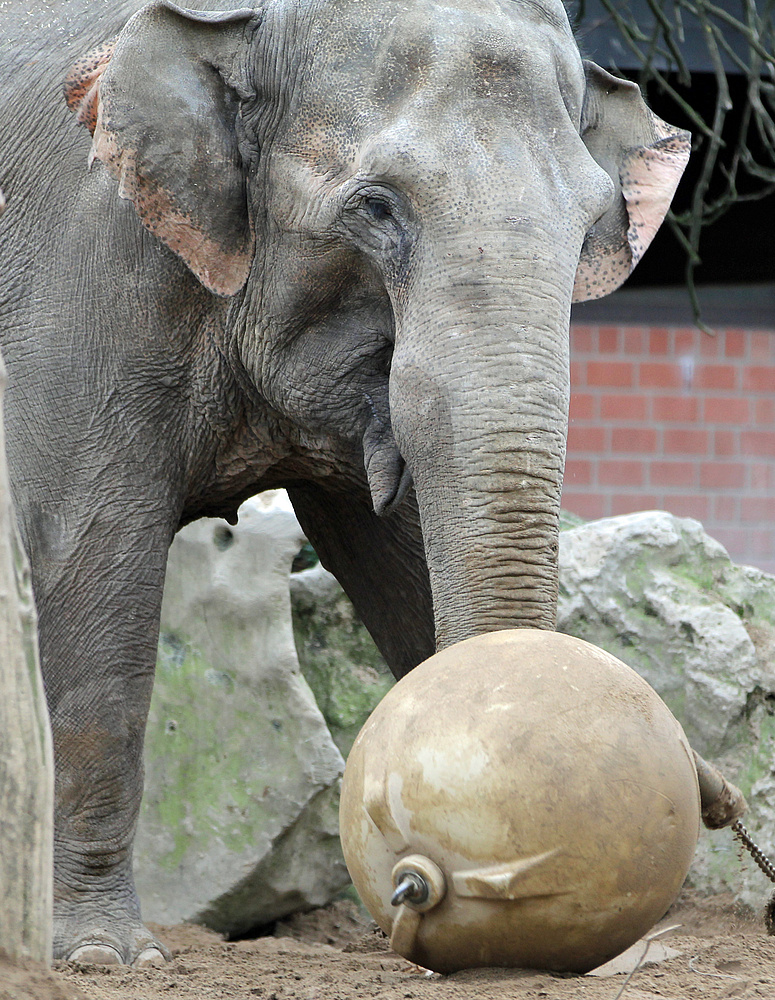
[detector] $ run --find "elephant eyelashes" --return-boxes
[363,196,393,222]
[342,189,415,271]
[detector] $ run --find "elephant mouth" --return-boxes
[383,459,414,514]
[362,419,413,516]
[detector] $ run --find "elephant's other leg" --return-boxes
[286,485,435,679]
[27,499,174,966]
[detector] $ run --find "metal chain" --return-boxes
[732,820,775,884]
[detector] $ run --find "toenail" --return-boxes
[133,947,167,968]
[68,943,123,965]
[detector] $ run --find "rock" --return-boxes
[136,497,775,929]
[133,491,350,937]
[292,507,775,912]
[557,510,775,911]
[290,564,393,756]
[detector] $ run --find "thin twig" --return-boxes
[611,924,682,1000]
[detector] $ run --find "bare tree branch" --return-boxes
[573,0,775,321]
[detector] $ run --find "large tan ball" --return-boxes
[340,629,700,974]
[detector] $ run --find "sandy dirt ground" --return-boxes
[3,892,775,1000]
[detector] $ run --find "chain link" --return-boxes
[732,820,775,885]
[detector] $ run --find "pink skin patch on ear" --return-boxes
[571,237,631,303]
[88,101,252,297]
[621,122,691,268]
[572,118,690,303]
[65,38,253,296]
[64,40,117,135]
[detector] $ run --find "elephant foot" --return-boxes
[56,913,171,967]
[67,943,167,967]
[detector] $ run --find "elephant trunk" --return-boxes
[390,233,575,650]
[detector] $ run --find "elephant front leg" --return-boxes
[32,508,174,967]
[287,483,435,679]
[51,695,169,966]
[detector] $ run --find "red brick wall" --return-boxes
[563,324,775,575]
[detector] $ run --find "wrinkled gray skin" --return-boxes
[0,0,686,966]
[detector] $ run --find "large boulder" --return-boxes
[556,510,775,910]
[136,495,775,928]
[133,491,349,936]
[293,507,775,911]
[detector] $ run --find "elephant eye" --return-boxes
[363,196,393,222]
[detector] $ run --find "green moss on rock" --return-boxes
[290,569,394,755]
[145,630,316,873]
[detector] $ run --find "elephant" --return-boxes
[0,0,690,967]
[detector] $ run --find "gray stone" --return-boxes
[291,505,775,913]
[133,491,349,936]
[557,510,775,911]
[290,564,393,757]
[136,497,775,929]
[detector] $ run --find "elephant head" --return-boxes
[66,0,689,651]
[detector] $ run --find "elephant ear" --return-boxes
[573,61,691,303]
[64,1,257,297]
